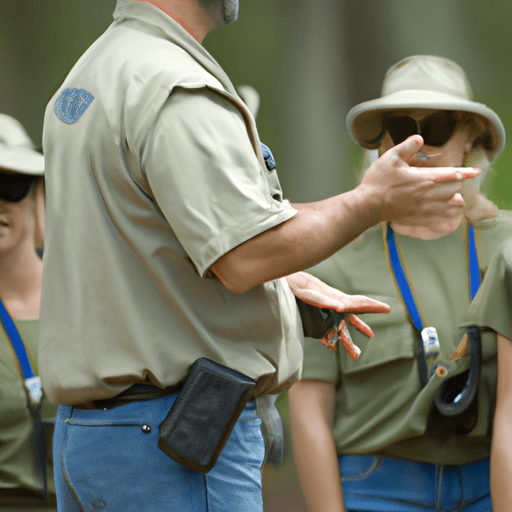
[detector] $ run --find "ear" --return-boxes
[463,141,473,163]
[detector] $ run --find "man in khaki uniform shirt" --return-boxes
[39,1,481,510]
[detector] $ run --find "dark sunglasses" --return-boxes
[0,172,37,202]
[383,110,458,147]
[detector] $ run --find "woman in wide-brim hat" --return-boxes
[0,114,45,255]
[289,55,512,512]
[0,113,57,510]
[347,54,505,239]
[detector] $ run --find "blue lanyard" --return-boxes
[386,223,481,331]
[467,224,481,300]
[0,298,35,380]
[0,297,47,502]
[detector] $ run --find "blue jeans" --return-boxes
[53,393,266,511]
[339,455,492,512]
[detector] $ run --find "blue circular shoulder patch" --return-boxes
[54,88,95,124]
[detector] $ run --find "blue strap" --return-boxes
[386,224,480,332]
[0,298,47,502]
[468,225,481,299]
[0,298,35,380]
[386,225,424,331]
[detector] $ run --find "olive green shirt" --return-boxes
[302,213,512,465]
[0,320,56,509]
[40,0,303,405]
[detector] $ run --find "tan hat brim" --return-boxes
[0,146,44,176]
[346,89,506,161]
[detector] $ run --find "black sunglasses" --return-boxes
[383,110,458,147]
[0,172,37,202]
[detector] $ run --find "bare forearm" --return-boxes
[491,333,512,511]
[289,381,345,512]
[292,420,345,512]
[212,187,379,293]
[491,421,512,511]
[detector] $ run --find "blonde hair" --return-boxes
[455,111,493,189]
[455,111,492,151]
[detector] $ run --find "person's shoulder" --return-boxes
[477,210,512,267]
[103,22,218,87]
[334,223,385,263]
[495,209,512,224]
[480,210,512,241]
[344,223,384,253]
[306,224,383,284]
[490,212,512,256]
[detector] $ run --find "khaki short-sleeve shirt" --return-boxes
[39,0,303,405]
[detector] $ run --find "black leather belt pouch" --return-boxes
[158,357,256,473]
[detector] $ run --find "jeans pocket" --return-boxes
[232,411,265,468]
[204,409,265,512]
[58,405,206,511]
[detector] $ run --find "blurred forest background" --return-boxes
[2,1,512,510]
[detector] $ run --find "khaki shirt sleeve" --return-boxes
[142,87,297,276]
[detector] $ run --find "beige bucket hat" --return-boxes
[346,55,506,161]
[0,113,44,175]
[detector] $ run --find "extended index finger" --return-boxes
[327,293,391,314]
[343,296,391,315]
[422,167,481,183]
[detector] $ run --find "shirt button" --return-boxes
[141,424,152,433]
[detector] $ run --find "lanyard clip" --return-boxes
[421,327,440,377]
[25,376,43,405]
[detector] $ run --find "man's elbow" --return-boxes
[210,257,257,294]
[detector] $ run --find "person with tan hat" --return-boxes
[289,55,512,512]
[38,1,482,508]
[0,114,56,510]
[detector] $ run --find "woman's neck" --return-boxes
[0,244,42,320]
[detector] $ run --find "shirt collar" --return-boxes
[112,0,238,97]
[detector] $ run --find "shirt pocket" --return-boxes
[339,295,416,376]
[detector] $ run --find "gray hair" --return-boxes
[197,0,238,24]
